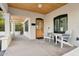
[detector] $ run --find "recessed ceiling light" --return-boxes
[38,4,42,8]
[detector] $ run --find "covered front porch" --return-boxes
[0,3,79,56]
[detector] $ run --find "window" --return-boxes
[15,23,23,31]
[0,12,5,31]
[54,14,68,33]
[25,20,28,32]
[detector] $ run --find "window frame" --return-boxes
[54,14,68,34]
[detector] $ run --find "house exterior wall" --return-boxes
[44,3,79,46]
[8,4,79,46]
[8,7,45,39]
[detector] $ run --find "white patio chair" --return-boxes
[56,30,73,48]
[45,32,54,43]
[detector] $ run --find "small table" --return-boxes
[54,33,63,48]
[54,33,62,43]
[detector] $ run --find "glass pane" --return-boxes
[25,20,28,31]
[54,19,59,32]
[0,12,5,31]
[15,23,23,31]
[60,17,68,32]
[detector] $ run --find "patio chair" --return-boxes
[45,32,54,42]
[56,30,73,48]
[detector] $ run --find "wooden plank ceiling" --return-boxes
[8,3,66,14]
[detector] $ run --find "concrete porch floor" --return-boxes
[4,35,76,56]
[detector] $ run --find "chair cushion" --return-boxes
[62,34,70,40]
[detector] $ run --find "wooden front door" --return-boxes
[36,18,44,39]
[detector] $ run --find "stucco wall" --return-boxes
[8,7,45,39]
[8,4,79,46]
[44,3,79,46]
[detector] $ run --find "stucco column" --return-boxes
[2,13,12,51]
[11,21,15,35]
[11,20,16,38]
[22,22,25,35]
[3,13,10,37]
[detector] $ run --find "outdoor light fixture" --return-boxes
[38,4,42,8]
